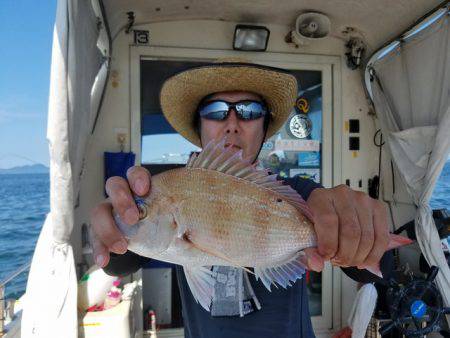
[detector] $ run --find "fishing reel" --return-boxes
[379,266,450,337]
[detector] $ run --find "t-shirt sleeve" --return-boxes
[102,251,151,277]
[282,175,323,201]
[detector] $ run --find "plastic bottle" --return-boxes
[103,279,122,310]
[77,265,119,311]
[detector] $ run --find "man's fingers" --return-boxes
[90,202,128,255]
[303,247,325,272]
[331,185,360,266]
[353,192,375,267]
[363,201,390,267]
[307,188,338,260]
[105,176,139,225]
[126,166,152,196]
[90,230,110,268]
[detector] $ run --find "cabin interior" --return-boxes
[3,1,449,338]
[75,1,446,337]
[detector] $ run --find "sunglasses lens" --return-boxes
[198,101,229,120]
[236,101,267,120]
[198,100,267,121]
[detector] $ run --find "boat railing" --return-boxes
[0,261,31,336]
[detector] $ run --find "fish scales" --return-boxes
[151,167,316,267]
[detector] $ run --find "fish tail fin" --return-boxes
[387,233,414,250]
[363,234,413,278]
[365,263,383,278]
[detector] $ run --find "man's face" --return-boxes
[199,91,266,162]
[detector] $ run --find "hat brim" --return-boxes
[160,63,298,147]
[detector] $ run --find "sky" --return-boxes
[0,2,448,169]
[0,1,56,169]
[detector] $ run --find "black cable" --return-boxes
[373,129,385,199]
[373,129,398,238]
[391,160,396,196]
[373,128,385,146]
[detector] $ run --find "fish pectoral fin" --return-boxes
[184,234,254,275]
[184,266,215,312]
[254,251,308,292]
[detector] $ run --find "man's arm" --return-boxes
[103,251,151,277]
[282,175,322,201]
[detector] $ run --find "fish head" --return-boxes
[114,192,178,257]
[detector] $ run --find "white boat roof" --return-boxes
[103,0,443,49]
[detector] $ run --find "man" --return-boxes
[90,60,390,337]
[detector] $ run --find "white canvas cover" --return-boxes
[368,3,450,318]
[347,284,378,338]
[21,0,109,337]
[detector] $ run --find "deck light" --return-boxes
[233,25,270,51]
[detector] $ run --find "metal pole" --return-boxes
[5,299,15,323]
[0,284,5,336]
[0,261,30,336]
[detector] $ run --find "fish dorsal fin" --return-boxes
[187,138,314,222]
[254,251,308,291]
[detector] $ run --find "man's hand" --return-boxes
[90,166,152,268]
[306,184,390,271]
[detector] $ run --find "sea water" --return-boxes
[0,174,49,299]
[0,162,449,299]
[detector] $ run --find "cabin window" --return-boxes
[257,70,322,185]
[141,60,205,170]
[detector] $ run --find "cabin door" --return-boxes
[130,47,339,332]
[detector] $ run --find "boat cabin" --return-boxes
[1,1,449,337]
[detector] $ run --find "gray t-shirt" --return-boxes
[176,266,315,338]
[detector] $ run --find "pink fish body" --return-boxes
[116,138,411,311]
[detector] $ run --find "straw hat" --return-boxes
[159,58,298,147]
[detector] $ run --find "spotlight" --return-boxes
[233,25,270,51]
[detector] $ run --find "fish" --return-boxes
[114,137,413,311]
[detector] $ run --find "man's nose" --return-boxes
[225,109,239,134]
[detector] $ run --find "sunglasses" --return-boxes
[197,100,268,121]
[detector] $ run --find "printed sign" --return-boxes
[261,141,274,150]
[296,97,310,113]
[134,30,150,45]
[289,168,321,183]
[275,139,320,152]
[288,114,312,139]
[298,152,320,167]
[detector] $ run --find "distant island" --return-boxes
[0,164,49,175]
